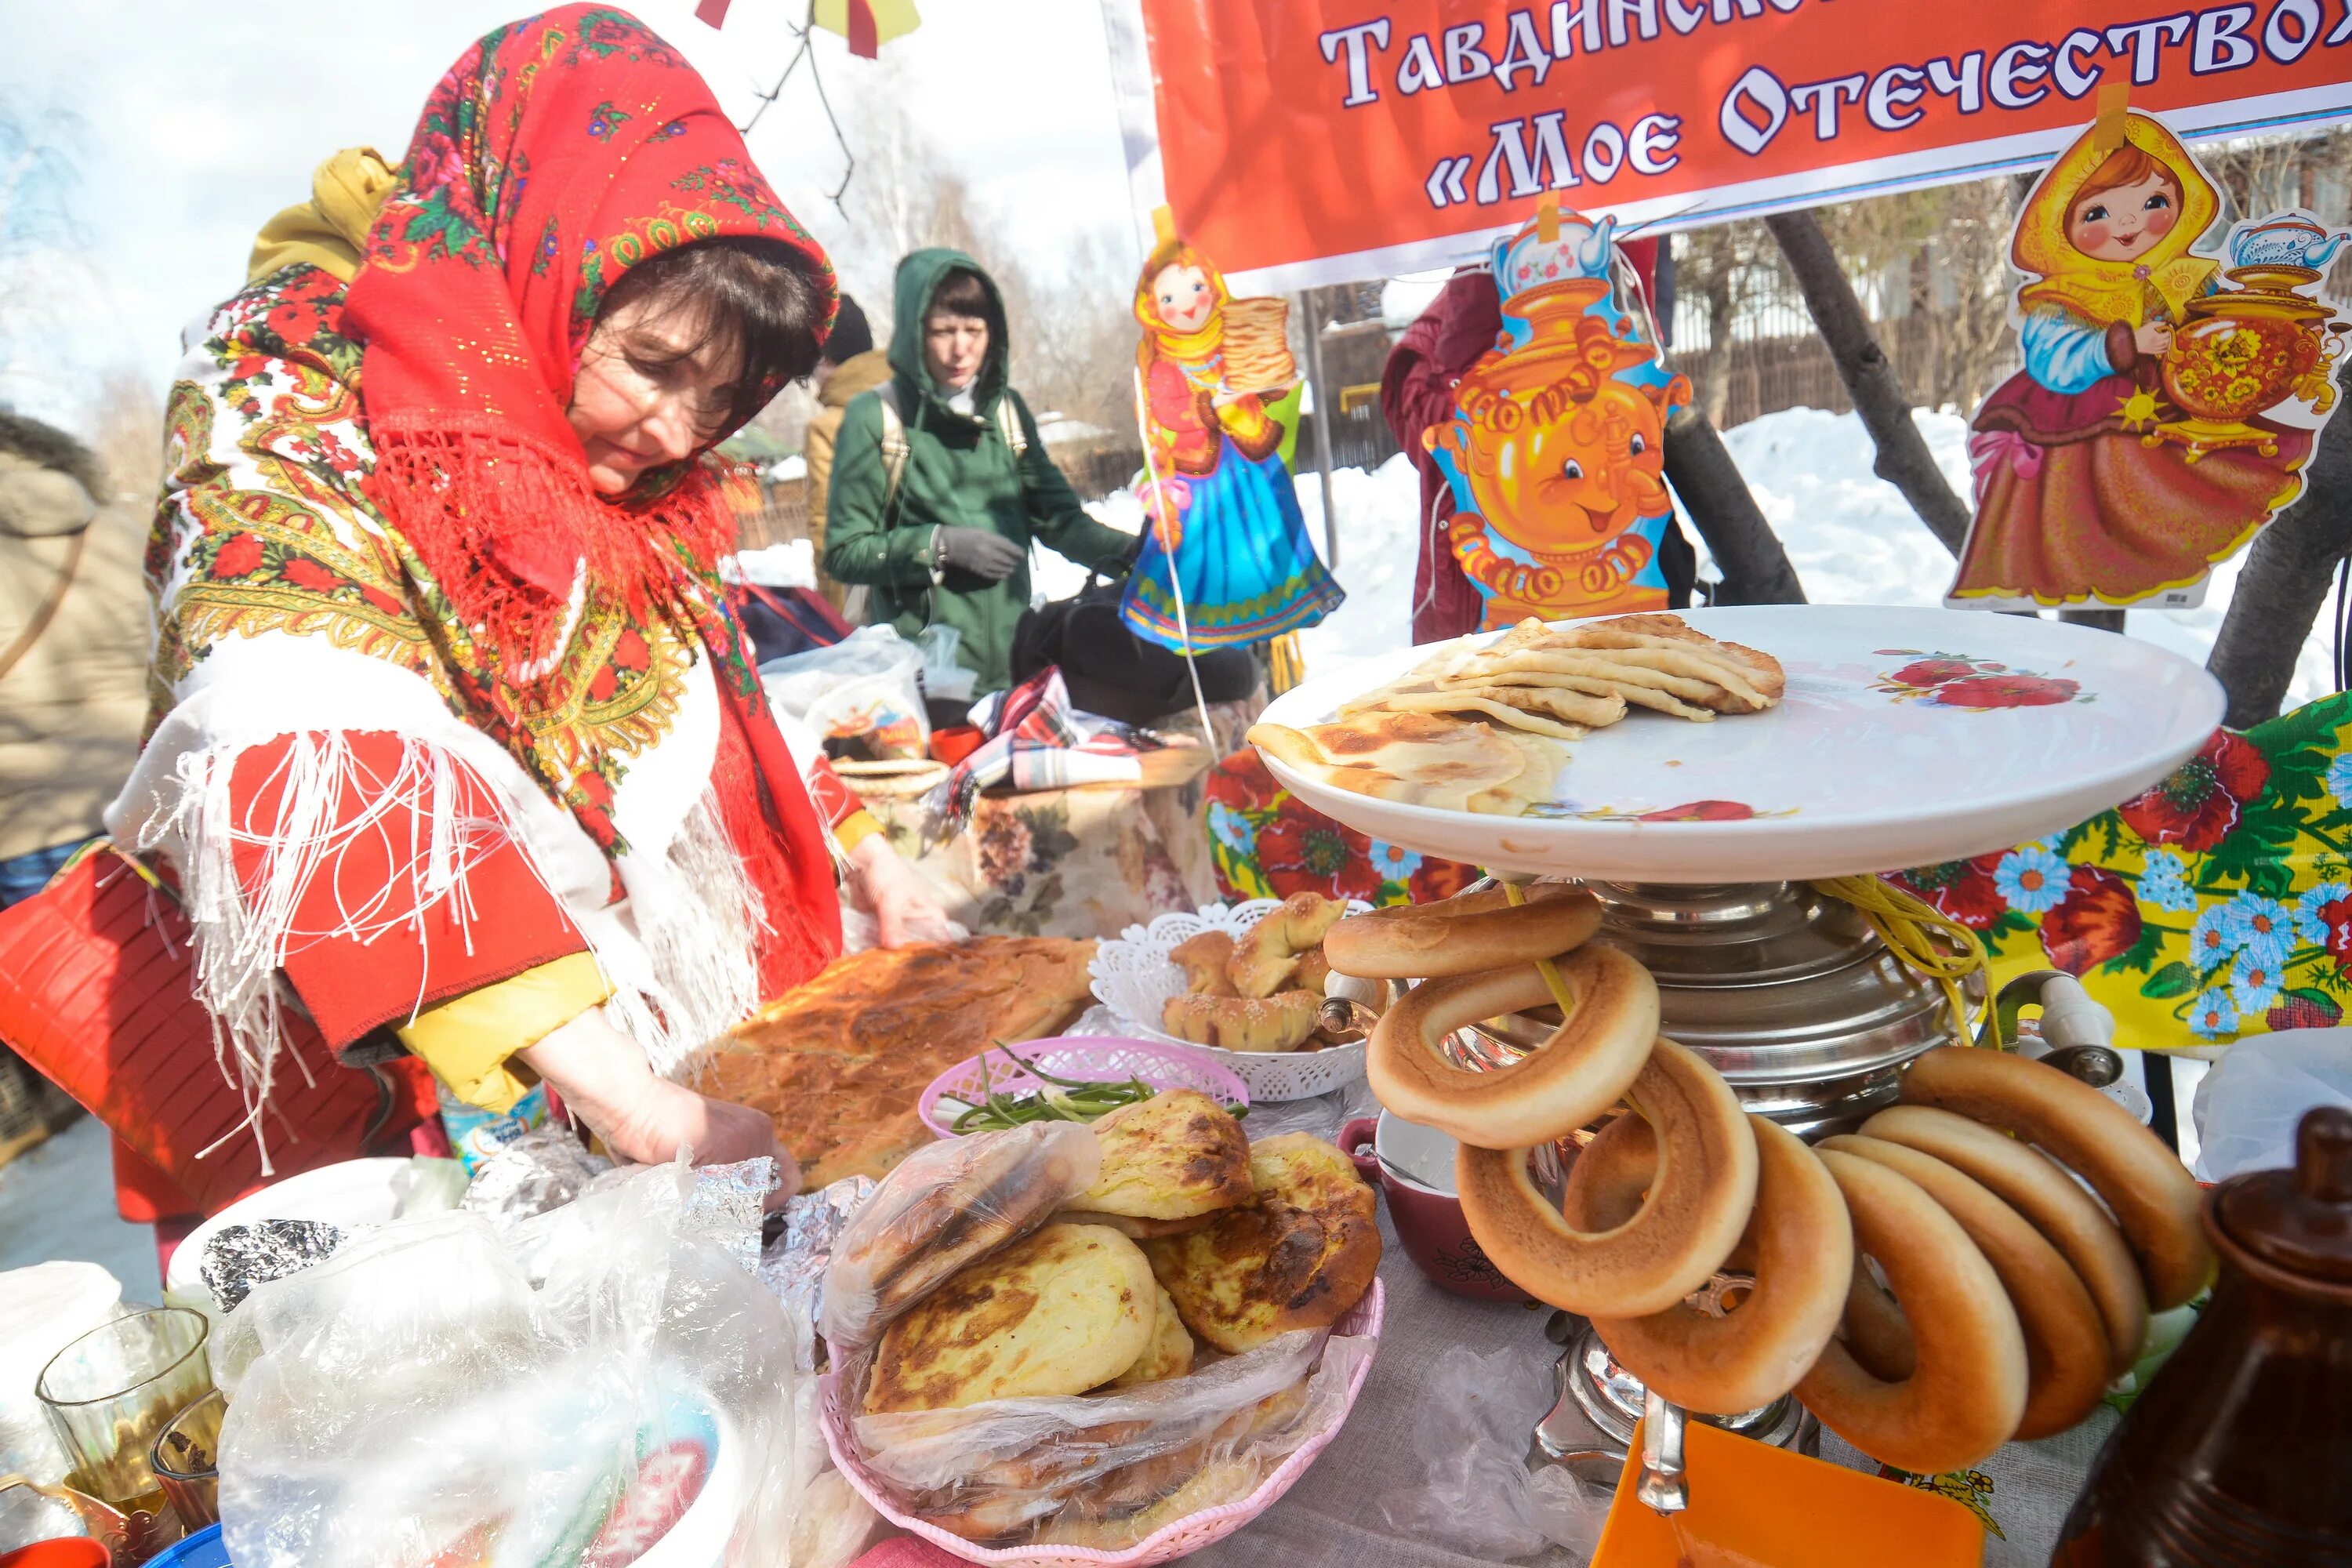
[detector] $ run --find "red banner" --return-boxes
[1107,0,2352,287]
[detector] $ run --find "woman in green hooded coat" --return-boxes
[822,248,1134,695]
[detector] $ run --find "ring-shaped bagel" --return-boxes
[1899,1046,2213,1309]
[1841,1262,1916,1381]
[1367,948,1660,1149]
[1823,1134,2111,1440]
[1793,1151,2029,1475]
[1577,1115,1854,1417]
[1862,1105,2148,1374]
[1325,882,1601,980]
[1457,1039,1757,1318]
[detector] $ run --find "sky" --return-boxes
[0,0,1138,437]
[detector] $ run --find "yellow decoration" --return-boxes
[247,147,399,285]
[812,0,920,51]
[2117,387,2163,430]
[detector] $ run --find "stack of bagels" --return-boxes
[1347,882,2212,1475]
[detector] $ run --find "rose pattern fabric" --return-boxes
[1891,692,2352,1044]
[1203,749,1476,906]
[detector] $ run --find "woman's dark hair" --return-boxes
[824,293,874,364]
[927,267,993,323]
[594,236,831,439]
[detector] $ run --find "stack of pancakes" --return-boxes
[842,1098,1380,1544]
[1247,612,1784,817]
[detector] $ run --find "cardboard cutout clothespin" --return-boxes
[2092,82,2132,153]
[1152,205,1179,249]
[1537,193,1560,245]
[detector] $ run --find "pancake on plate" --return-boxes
[1247,709,1563,817]
[864,1223,1156,1414]
[1062,1091,1253,1236]
[1449,613,1784,717]
[1143,1132,1381,1353]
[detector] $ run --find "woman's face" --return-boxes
[567,294,740,495]
[1152,263,1216,332]
[924,312,989,391]
[2067,173,2182,263]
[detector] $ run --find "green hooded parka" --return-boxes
[821,248,1133,695]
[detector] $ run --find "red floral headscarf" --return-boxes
[347,5,835,673]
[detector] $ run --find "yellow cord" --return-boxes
[1497,875,1579,1018]
[1809,873,1988,1043]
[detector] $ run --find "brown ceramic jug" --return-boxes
[2050,1105,2352,1567]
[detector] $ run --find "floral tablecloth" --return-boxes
[1890,691,2352,1049]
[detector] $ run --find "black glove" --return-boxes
[934,525,1025,583]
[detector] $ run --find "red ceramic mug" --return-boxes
[1342,1109,1526,1303]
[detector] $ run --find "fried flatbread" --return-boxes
[1142,1133,1381,1354]
[1072,1090,1254,1222]
[1107,1284,1196,1388]
[708,938,1098,1185]
[864,1224,1156,1414]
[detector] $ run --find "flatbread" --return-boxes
[1247,710,1540,813]
[1456,615,1784,716]
[1338,678,1620,737]
[708,938,1098,1185]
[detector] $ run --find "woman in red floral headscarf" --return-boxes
[106,6,942,1210]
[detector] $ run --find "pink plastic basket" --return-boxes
[916,1037,1250,1139]
[819,1278,1383,1567]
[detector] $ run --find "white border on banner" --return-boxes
[1093,3,2352,296]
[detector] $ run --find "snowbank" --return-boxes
[1037,405,2335,712]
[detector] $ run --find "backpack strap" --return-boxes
[873,381,913,517]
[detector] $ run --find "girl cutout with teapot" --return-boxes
[1948,103,2347,612]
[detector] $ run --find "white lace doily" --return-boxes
[1087,900,1373,1102]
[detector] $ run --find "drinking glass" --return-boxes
[36,1308,212,1560]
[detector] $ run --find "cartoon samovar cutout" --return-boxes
[1427,197,1692,628]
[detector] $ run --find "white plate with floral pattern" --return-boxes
[1254,605,2225,884]
[1090,899,1374,1102]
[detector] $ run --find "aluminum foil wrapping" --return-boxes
[684,1157,775,1276]
[757,1177,875,1371]
[201,1220,347,1312]
[459,1124,612,1229]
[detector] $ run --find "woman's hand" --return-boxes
[2134,319,2176,359]
[517,1007,801,1208]
[848,832,958,947]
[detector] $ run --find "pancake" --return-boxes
[1073,1091,1254,1222]
[1107,1285,1196,1387]
[1143,1133,1381,1353]
[1247,710,1544,813]
[707,937,1097,1185]
[863,1224,1156,1414]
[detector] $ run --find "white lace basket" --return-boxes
[1087,900,1372,1102]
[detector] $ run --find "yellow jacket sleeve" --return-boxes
[395,951,614,1114]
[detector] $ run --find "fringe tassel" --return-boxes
[135,734,516,1173]
[363,415,739,675]
[128,738,773,1163]
[600,790,768,1081]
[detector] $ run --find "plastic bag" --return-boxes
[761,625,927,760]
[851,1325,1374,1549]
[1378,1340,1610,1562]
[216,1159,810,1568]
[2194,1027,2352,1181]
[818,1123,1101,1353]
[916,624,977,708]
